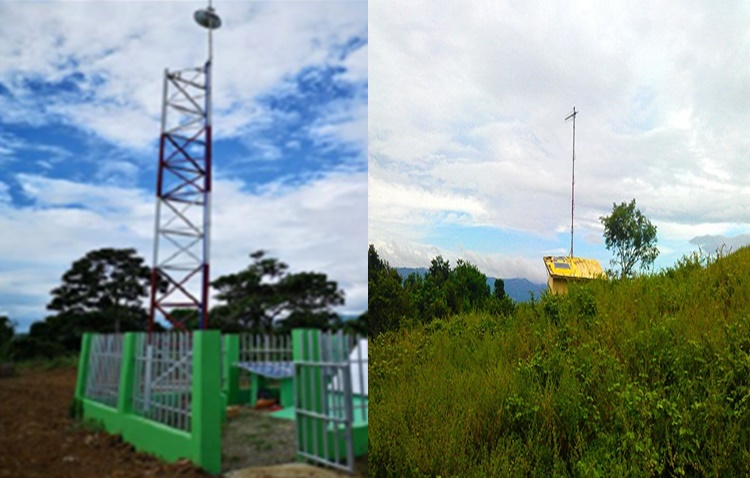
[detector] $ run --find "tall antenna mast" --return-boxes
[147,1,221,332]
[565,106,577,258]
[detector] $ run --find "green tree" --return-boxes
[600,199,659,278]
[420,256,453,322]
[211,250,344,333]
[276,272,345,332]
[368,244,410,336]
[490,278,515,316]
[211,251,290,333]
[30,310,146,353]
[493,278,506,300]
[428,256,451,288]
[0,316,15,360]
[47,248,154,333]
[403,272,426,320]
[342,311,368,337]
[447,259,491,313]
[0,316,14,345]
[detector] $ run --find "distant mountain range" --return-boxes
[395,268,547,303]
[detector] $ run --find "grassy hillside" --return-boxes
[371,247,750,477]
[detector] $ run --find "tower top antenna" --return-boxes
[194,6,221,30]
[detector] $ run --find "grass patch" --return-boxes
[371,247,750,476]
[16,354,79,372]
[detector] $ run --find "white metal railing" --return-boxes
[85,334,124,408]
[132,333,193,432]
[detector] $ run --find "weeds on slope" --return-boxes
[371,248,750,477]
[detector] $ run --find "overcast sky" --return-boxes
[369,0,750,283]
[0,0,367,331]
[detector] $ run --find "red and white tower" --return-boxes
[148,2,221,331]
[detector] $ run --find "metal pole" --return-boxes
[571,111,575,258]
[148,69,170,335]
[565,107,577,258]
[200,1,214,329]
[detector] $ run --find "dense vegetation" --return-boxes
[371,246,750,476]
[368,244,514,337]
[3,247,367,361]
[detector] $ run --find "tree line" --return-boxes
[368,244,514,337]
[1,248,367,361]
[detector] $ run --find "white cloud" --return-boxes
[0,170,367,326]
[95,160,140,187]
[689,234,750,254]
[0,130,72,164]
[371,237,548,284]
[369,0,750,276]
[0,1,367,151]
[309,100,367,156]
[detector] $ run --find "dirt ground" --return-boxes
[223,408,297,470]
[222,409,367,477]
[0,366,366,478]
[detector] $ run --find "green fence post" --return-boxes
[293,329,324,462]
[118,333,138,415]
[192,330,222,475]
[74,333,94,403]
[224,334,240,405]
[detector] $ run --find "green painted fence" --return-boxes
[74,331,222,475]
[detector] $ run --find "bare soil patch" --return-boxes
[0,366,366,477]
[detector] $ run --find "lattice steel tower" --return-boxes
[148,2,221,331]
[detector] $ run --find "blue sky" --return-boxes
[0,0,367,332]
[369,0,750,283]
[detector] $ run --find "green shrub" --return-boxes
[371,247,750,477]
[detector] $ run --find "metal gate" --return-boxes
[294,330,368,473]
[132,332,193,431]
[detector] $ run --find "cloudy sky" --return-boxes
[369,0,750,283]
[0,0,367,331]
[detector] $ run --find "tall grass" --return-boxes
[16,354,80,371]
[371,248,750,476]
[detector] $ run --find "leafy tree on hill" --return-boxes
[422,257,493,319]
[342,311,368,337]
[491,277,516,316]
[369,244,410,336]
[276,271,345,331]
[418,256,453,322]
[9,248,161,359]
[403,272,430,321]
[402,256,495,323]
[211,250,344,333]
[493,278,505,300]
[0,316,15,360]
[368,246,517,330]
[428,256,451,287]
[600,199,659,279]
[0,316,14,345]
[448,259,490,312]
[47,248,154,333]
